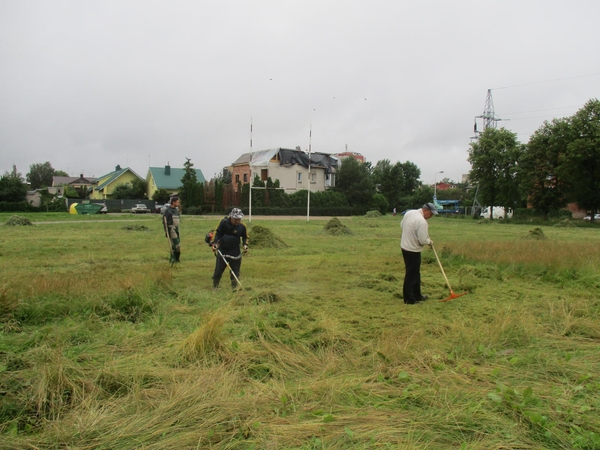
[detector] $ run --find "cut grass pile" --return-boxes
[4,215,34,226]
[0,212,599,449]
[323,217,352,235]
[249,225,289,248]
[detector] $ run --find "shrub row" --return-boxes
[243,206,368,216]
[0,201,36,212]
[0,201,67,213]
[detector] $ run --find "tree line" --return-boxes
[171,156,430,215]
[468,98,600,220]
[4,98,598,218]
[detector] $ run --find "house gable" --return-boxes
[146,165,206,199]
[90,166,145,199]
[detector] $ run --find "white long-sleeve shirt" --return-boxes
[400,209,431,252]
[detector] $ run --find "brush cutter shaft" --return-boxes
[217,249,243,289]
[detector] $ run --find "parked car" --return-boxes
[156,203,169,214]
[131,204,150,214]
[480,206,513,219]
[583,213,600,221]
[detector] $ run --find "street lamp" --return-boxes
[434,171,444,198]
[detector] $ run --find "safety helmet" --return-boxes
[230,208,244,219]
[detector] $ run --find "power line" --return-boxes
[499,105,581,115]
[492,72,600,90]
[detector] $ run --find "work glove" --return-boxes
[428,240,434,248]
[243,244,249,253]
[212,243,219,252]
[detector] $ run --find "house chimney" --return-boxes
[80,173,83,178]
[115,165,121,171]
[165,165,171,176]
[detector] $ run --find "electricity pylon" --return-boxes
[472,88,503,140]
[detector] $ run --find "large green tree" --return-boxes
[0,173,27,202]
[26,162,66,190]
[520,118,573,220]
[335,157,374,208]
[562,99,600,219]
[372,160,421,211]
[468,127,523,219]
[179,158,203,207]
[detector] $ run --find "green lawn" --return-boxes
[1,213,599,449]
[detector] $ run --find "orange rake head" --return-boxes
[439,290,468,302]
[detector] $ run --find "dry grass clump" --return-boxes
[176,311,231,363]
[249,225,289,248]
[365,210,382,217]
[323,217,352,235]
[30,348,94,420]
[5,215,34,226]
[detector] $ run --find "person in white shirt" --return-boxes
[400,203,438,304]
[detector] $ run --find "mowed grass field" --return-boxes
[1,212,599,449]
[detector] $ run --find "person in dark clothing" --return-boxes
[163,196,181,265]
[211,208,249,290]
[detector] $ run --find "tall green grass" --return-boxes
[1,213,599,448]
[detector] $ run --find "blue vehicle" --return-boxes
[435,199,463,214]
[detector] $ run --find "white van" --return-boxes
[480,206,513,219]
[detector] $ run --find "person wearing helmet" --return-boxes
[211,208,249,290]
[400,202,438,304]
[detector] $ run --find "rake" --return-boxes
[431,243,467,302]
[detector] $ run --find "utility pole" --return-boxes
[471,89,504,216]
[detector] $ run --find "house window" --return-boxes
[243,173,248,183]
[261,169,268,181]
[310,172,316,184]
[326,174,335,187]
[297,172,302,183]
[235,174,240,183]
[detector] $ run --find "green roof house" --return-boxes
[147,165,206,199]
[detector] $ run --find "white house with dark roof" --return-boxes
[230,148,337,193]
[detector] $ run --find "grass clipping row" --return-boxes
[250,225,289,248]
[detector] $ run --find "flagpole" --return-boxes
[249,117,253,222]
[307,124,311,222]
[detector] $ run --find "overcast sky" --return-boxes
[1,1,599,187]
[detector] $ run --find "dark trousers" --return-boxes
[402,249,422,304]
[213,254,242,289]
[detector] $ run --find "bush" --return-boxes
[247,206,367,216]
[0,201,35,212]
[370,193,388,215]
